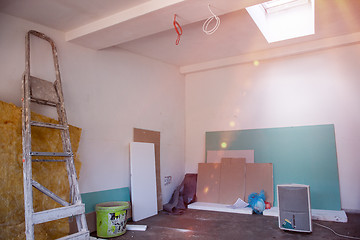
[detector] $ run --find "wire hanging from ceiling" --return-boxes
[203,4,220,35]
[173,14,183,45]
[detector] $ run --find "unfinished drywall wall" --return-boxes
[0,13,185,206]
[185,43,360,211]
[0,100,82,239]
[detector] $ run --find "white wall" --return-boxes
[0,13,185,204]
[185,44,360,211]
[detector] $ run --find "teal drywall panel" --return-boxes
[206,124,341,210]
[81,187,130,213]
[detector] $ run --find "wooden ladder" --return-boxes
[22,30,89,240]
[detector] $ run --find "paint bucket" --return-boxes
[96,201,129,238]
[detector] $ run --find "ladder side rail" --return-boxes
[69,168,88,232]
[74,213,88,234]
[52,45,72,153]
[51,33,86,232]
[23,32,34,240]
[28,30,56,50]
[65,156,75,205]
[51,43,78,206]
[48,34,83,208]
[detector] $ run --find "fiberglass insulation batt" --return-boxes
[0,100,82,239]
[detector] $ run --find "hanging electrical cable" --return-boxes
[203,4,220,35]
[173,14,183,45]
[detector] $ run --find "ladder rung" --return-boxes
[31,121,67,130]
[33,204,85,225]
[30,97,58,107]
[56,230,89,240]
[30,152,72,157]
[32,159,66,162]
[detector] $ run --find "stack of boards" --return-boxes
[196,158,273,206]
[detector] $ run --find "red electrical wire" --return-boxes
[173,14,182,45]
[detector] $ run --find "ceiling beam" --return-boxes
[65,0,267,50]
[179,32,360,74]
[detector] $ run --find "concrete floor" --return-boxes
[92,209,360,240]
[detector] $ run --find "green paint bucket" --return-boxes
[96,201,129,238]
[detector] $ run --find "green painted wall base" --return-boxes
[81,187,130,214]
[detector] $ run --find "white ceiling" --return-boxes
[0,0,151,31]
[1,0,360,68]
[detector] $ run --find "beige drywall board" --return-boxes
[207,150,254,163]
[196,163,221,203]
[130,142,158,221]
[245,163,274,205]
[133,128,162,211]
[219,158,246,204]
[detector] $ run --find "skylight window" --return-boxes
[262,0,310,14]
[246,0,315,43]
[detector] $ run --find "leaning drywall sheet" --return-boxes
[207,150,254,163]
[0,100,82,240]
[245,163,274,205]
[130,142,158,221]
[133,128,162,211]
[218,158,246,204]
[196,163,221,203]
[206,125,341,210]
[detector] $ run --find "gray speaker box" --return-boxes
[277,184,312,233]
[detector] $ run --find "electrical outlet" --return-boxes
[164,176,172,186]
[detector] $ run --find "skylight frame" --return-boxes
[262,0,310,14]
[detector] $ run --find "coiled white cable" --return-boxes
[202,4,220,35]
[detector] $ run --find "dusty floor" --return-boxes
[91,209,360,240]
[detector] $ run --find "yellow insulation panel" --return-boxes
[0,100,82,239]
